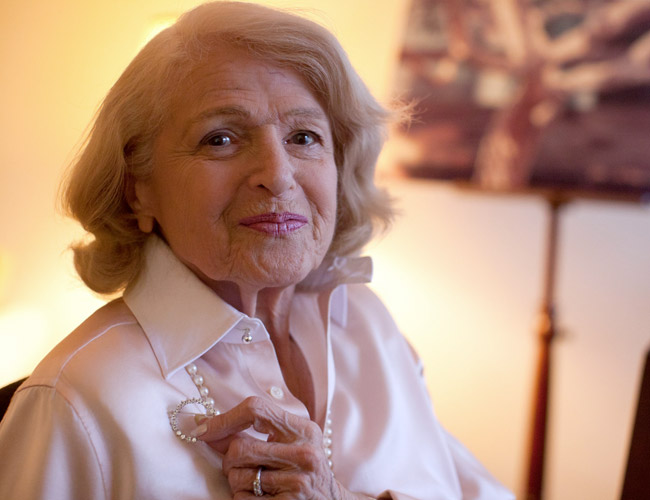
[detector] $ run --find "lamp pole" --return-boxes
[526,195,566,500]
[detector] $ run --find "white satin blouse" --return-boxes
[0,237,513,499]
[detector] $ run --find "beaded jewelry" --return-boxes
[168,363,220,443]
[168,397,217,443]
[168,360,334,468]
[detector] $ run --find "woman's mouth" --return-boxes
[239,212,308,235]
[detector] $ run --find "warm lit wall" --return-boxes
[1,1,649,499]
[368,182,650,500]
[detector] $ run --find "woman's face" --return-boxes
[132,50,338,292]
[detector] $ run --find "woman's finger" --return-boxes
[203,431,244,455]
[190,396,336,498]
[227,466,332,498]
[221,434,324,474]
[192,396,320,445]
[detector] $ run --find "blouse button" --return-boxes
[269,386,284,399]
[241,329,253,344]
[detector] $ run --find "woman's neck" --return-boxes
[209,280,316,416]
[208,280,295,342]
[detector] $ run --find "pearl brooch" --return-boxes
[168,363,220,443]
[171,360,335,469]
[168,397,217,443]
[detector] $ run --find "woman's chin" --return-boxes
[241,263,315,290]
[233,243,326,286]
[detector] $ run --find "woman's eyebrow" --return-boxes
[180,106,251,138]
[181,105,329,139]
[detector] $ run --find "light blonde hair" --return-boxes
[61,1,396,294]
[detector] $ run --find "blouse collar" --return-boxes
[123,236,372,379]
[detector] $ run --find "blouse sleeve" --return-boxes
[0,385,106,500]
[395,333,515,499]
[443,430,516,499]
[339,284,515,500]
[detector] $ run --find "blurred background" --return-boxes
[1,1,649,499]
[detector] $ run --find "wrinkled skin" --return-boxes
[131,51,373,499]
[193,397,370,500]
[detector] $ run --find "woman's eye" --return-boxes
[287,132,318,146]
[204,134,231,147]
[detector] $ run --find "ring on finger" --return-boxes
[253,467,263,497]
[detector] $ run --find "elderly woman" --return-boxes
[0,2,513,499]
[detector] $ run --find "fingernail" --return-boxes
[190,423,208,437]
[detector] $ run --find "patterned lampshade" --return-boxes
[392,0,650,202]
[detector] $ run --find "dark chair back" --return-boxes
[621,349,650,499]
[0,378,27,421]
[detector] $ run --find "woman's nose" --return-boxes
[247,130,295,197]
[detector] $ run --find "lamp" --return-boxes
[391,1,650,499]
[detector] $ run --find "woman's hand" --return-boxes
[191,396,367,499]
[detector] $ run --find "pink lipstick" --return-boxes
[239,212,308,235]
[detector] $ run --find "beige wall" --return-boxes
[1,1,649,498]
